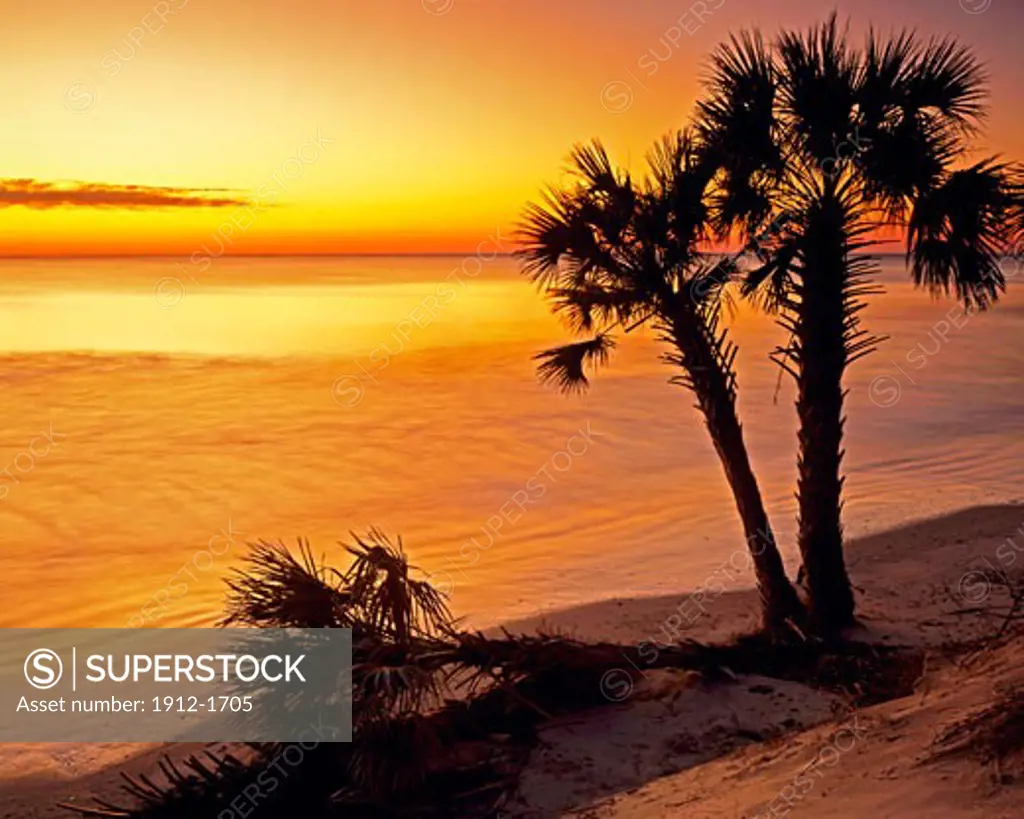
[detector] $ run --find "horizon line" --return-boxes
[0,252,519,260]
[0,251,912,261]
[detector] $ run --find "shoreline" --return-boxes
[3,502,1023,817]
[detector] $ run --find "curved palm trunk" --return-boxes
[669,307,805,633]
[793,199,857,632]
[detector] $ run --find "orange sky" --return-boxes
[3,0,1022,256]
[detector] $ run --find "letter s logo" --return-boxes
[25,649,63,690]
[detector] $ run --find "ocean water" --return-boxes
[0,256,1020,630]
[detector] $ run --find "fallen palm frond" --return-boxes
[221,538,351,629]
[342,529,456,643]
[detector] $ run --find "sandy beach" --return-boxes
[4,503,1022,818]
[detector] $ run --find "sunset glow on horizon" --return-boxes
[4,0,1023,257]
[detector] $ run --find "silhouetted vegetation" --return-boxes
[692,15,1023,631]
[518,135,806,633]
[520,15,1024,635]
[64,531,922,817]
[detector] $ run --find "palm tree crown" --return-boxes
[518,134,720,385]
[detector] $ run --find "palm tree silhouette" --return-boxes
[518,134,805,633]
[694,16,1023,630]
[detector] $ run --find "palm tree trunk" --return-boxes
[793,199,857,633]
[669,309,805,634]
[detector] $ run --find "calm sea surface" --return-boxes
[0,256,1020,629]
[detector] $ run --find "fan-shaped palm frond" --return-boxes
[907,160,1023,309]
[516,140,638,290]
[516,196,581,286]
[902,37,988,129]
[647,129,700,188]
[221,538,350,629]
[533,333,616,394]
[355,652,446,719]
[776,13,859,165]
[645,130,715,247]
[343,528,455,644]
[697,30,779,165]
[855,30,987,214]
[696,30,783,237]
[566,140,628,197]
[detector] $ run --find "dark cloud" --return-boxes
[0,179,248,209]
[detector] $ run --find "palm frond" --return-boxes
[566,140,623,193]
[858,27,917,125]
[647,129,702,188]
[355,652,446,720]
[516,193,589,288]
[903,37,988,129]
[221,539,350,629]
[695,29,783,235]
[343,529,455,643]
[516,140,640,293]
[854,30,988,212]
[645,129,715,258]
[533,334,616,393]
[741,235,800,314]
[697,29,779,165]
[856,109,958,215]
[776,13,859,165]
[547,283,639,333]
[907,159,1021,308]
[347,715,442,800]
